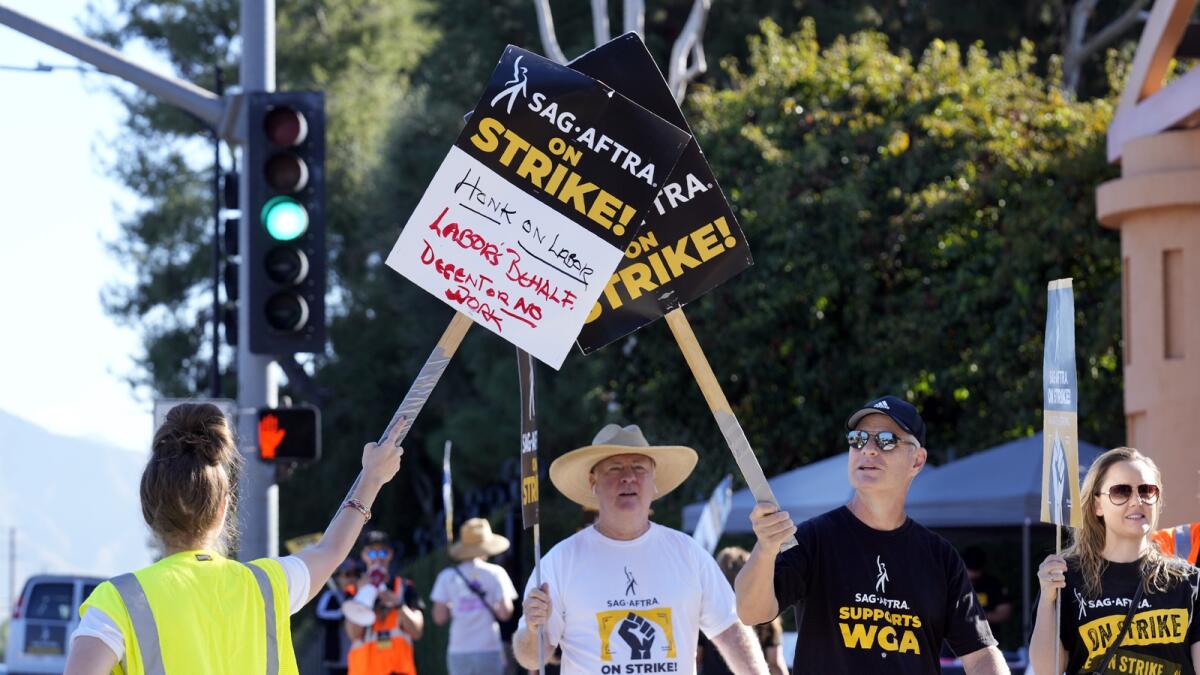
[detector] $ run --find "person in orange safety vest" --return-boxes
[343,531,424,675]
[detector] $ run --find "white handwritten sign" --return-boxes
[385,46,690,369]
[386,147,622,368]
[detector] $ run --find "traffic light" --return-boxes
[245,91,326,354]
[221,170,239,347]
[257,405,321,462]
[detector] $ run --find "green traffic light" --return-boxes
[261,196,309,241]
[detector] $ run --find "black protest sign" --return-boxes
[386,45,691,369]
[517,348,539,528]
[569,34,753,354]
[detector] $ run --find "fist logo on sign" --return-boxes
[617,612,655,660]
[259,414,287,459]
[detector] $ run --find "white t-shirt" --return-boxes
[430,558,518,654]
[70,555,311,661]
[516,523,738,675]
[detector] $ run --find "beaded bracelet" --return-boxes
[343,498,372,522]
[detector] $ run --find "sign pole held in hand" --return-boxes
[665,309,796,551]
[516,348,545,675]
[1041,277,1080,673]
[378,311,473,445]
[566,37,785,542]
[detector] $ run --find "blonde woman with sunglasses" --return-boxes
[1031,447,1200,674]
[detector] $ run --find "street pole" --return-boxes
[211,66,223,399]
[237,0,278,561]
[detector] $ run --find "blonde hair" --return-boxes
[1063,447,1189,597]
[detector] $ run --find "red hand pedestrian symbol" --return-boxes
[259,414,286,459]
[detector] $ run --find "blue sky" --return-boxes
[0,0,177,452]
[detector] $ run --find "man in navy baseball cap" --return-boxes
[735,397,1005,674]
[845,395,928,448]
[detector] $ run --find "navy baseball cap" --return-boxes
[845,396,927,447]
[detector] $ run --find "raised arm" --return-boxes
[736,502,796,625]
[294,421,406,603]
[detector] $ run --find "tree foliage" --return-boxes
[665,20,1123,496]
[90,0,1126,573]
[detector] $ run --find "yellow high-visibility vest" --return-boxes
[80,550,298,675]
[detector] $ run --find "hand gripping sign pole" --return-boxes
[516,348,545,675]
[563,37,796,544]
[665,310,797,551]
[1041,278,1081,673]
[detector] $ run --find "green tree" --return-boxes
[90,0,1127,573]
[625,19,1124,500]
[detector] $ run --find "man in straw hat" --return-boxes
[735,396,1008,674]
[513,424,768,674]
[431,517,518,675]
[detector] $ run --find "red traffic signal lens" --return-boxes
[265,153,309,192]
[264,106,309,147]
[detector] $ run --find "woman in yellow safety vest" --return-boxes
[63,402,406,675]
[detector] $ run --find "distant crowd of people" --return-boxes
[62,399,1200,675]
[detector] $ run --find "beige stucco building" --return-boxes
[1096,0,1200,526]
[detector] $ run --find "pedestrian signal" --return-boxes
[257,406,321,462]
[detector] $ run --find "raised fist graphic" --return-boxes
[617,612,656,660]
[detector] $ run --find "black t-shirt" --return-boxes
[1059,559,1200,674]
[972,573,1012,614]
[774,506,996,674]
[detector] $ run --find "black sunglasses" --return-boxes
[847,430,915,453]
[1096,483,1160,506]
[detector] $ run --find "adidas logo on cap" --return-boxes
[873,401,890,410]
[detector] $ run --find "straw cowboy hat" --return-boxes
[449,518,510,560]
[549,424,698,509]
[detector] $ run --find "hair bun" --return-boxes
[153,403,236,466]
[141,402,244,551]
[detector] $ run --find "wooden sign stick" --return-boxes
[378,311,474,445]
[665,308,797,551]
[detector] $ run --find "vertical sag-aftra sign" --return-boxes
[1041,278,1082,528]
[517,348,539,528]
[385,46,690,369]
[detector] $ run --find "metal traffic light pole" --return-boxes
[239,0,279,560]
[0,0,280,560]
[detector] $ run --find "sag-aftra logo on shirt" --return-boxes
[593,566,680,673]
[836,556,925,655]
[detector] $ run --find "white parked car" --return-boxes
[5,575,104,675]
